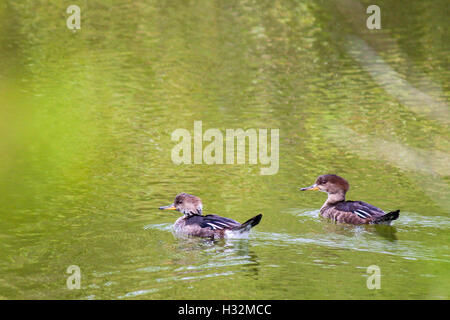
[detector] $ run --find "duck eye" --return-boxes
[322,181,327,184]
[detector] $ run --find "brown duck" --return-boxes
[159,193,262,239]
[301,174,400,225]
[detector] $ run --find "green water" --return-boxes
[0,0,449,299]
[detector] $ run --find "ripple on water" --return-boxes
[144,210,450,264]
[118,288,160,299]
[143,223,173,231]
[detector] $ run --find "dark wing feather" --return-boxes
[185,214,241,230]
[335,201,385,219]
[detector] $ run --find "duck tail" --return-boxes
[375,210,400,224]
[237,214,263,231]
[226,214,262,238]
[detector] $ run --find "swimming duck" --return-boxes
[159,193,262,239]
[300,174,400,225]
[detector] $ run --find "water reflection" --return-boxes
[318,217,398,242]
[171,237,260,278]
[373,225,398,242]
[0,0,448,299]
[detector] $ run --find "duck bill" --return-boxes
[300,184,319,191]
[159,204,177,211]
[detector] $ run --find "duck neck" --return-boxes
[184,211,201,218]
[324,191,346,206]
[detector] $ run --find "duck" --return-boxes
[300,174,400,225]
[159,193,262,239]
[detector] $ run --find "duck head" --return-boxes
[300,174,349,203]
[159,193,203,216]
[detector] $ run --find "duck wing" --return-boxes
[185,214,241,230]
[335,201,386,219]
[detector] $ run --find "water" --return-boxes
[0,0,448,299]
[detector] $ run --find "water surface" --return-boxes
[0,0,448,299]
